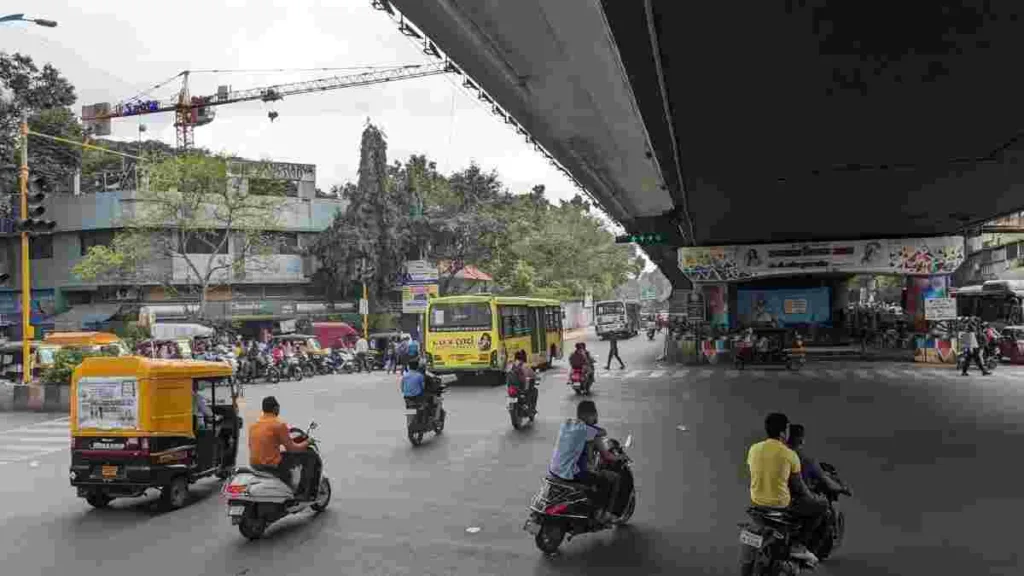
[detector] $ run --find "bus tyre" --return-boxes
[86,492,112,508]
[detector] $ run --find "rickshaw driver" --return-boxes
[248,396,315,498]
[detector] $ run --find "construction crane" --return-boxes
[81,61,456,149]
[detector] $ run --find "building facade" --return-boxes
[0,160,347,335]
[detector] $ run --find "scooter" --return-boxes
[524,432,637,554]
[224,421,331,540]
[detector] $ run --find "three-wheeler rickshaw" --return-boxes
[733,327,807,370]
[69,356,243,510]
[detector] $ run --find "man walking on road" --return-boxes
[605,333,625,370]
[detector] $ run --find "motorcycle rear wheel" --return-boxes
[408,428,424,446]
[434,409,446,434]
[534,522,565,554]
[615,491,636,525]
[510,407,523,430]
[311,477,332,512]
[239,515,267,540]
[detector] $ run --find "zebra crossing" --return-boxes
[545,365,1024,382]
[0,416,69,466]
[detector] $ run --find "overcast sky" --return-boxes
[5,0,615,214]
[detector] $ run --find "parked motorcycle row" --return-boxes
[235,348,376,384]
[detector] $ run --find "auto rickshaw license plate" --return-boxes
[228,506,245,516]
[101,465,118,478]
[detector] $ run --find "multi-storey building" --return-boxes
[0,160,347,336]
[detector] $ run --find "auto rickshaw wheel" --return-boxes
[160,476,189,510]
[86,492,112,508]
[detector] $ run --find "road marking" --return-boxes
[649,370,665,378]
[725,371,740,379]
[671,369,689,379]
[824,369,843,379]
[878,369,900,379]
[8,436,68,444]
[623,370,645,379]
[0,444,65,453]
[800,369,818,377]
[854,369,872,380]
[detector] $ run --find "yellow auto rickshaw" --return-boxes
[44,331,130,357]
[69,356,242,509]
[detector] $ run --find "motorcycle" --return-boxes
[523,432,637,554]
[508,374,540,430]
[297,352,317,379]
[737,461,853,575]
[568,366,593,396]
[223,420,331,540]
[646,328,656,341]
[405,372,456,446]
[283,353,304,381]
[806,462,852,560]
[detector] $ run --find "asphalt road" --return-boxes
[1,331,1021,575]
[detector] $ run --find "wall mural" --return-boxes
[678,236,964,282]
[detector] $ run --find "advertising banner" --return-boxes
[402,284,438,313]
[924,297,957,321]
[679,236,964,282]
[402,260,439,285]
[77,377,139,430]
[736,287,831,327]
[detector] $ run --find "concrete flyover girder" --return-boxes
[388,0,676,226]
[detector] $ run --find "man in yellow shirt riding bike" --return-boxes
[747,412,828,563]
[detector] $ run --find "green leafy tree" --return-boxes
[73,154,288,319]
[0,53,82,208]
[312,123,414,304]
[41,347,118,387]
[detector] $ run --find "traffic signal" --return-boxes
[18,175,56,233]
[615,232,666,245]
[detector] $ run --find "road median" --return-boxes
[0,383,70,413]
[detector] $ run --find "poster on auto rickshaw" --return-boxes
[77,377,139,430]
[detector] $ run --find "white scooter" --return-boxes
[223,421,332,540]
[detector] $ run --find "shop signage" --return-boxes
[401,260,439,285]
[924,297,957,321]
[678,236,965,282]
[402,284,438,313]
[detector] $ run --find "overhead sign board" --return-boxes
[678,236,965,282]
[924,297,957,321]
[640,287,657,301]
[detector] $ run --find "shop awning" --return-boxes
[52,303,123,332]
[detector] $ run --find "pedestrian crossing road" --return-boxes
[0,416,69,467]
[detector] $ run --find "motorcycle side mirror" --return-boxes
[624,433,633,448]
[308,420,318,431]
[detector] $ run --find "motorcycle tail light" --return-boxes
[545,503,569,515]
[508,385,519,397]
[224,483,247,495]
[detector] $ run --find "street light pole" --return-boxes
[18,113,31,383]
[0,14,58,27]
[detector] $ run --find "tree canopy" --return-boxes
[312,123,642,303]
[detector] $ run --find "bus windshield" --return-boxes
[430,302,493,332]
[596,302,624,316]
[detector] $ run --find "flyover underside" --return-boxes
[385,1,1024,290]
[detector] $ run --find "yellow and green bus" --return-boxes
[425,295,564,377]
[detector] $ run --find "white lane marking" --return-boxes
[878,369,900,379]
[11,436,68,444]
[725,371,740,379]
[824,369,843,379]
[649,370,665,378]
[465,527,481,534]
[676,425,688,431]
[854,369,872,380]
[623,370,645,379]
[671,369,689,379]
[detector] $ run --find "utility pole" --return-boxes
[18,113,31,383]
[362,281,369,339]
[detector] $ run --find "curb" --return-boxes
[0,384,71,413]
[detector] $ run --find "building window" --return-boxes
[80,230,116,256]
[270,232,301,255]
[184,230,229,254]
[249,178,298,198]
[29,236,52,260]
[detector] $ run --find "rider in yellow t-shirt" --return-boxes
[747,413,827,563]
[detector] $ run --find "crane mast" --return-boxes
[83,61,456,150]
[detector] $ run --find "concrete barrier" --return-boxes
[0,383,13,411]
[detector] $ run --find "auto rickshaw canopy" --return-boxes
[71,356,233,438]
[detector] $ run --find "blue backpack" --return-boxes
[407,339,420,357]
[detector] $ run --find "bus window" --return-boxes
[430,302,493,333]
[596,302,624,316]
